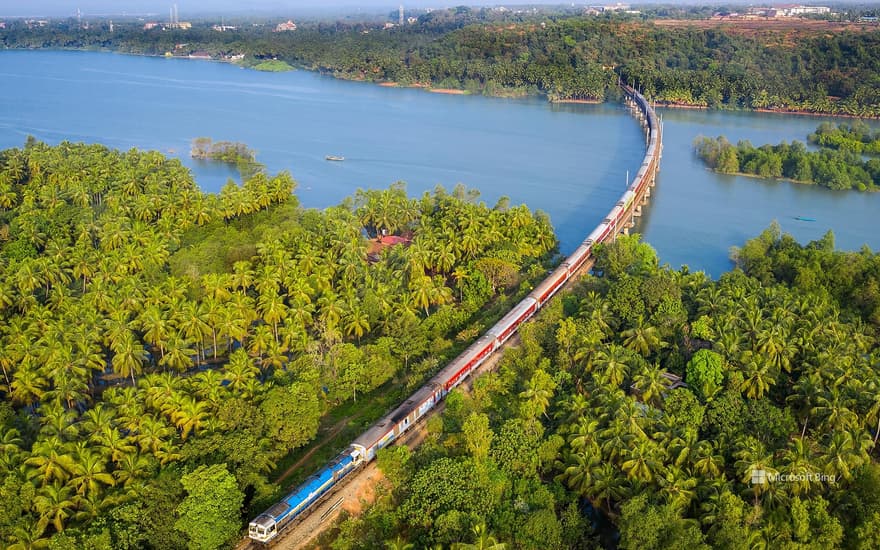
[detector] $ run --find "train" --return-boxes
[247,85,661,545]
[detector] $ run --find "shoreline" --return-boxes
[550,98,602,104]
[10,48,880,119]
[427,88,468,95]
[654,102,708,110]
[657,101,880,120]
[752,107,880,121]
[708,167,878,192]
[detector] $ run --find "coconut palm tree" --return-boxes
[225,349,259,394]
[811,390,859,434]
[68,449,115,497]
[26,437,78,486]
[34,481,76,533]
[621,440,662,483]
[159,331,196,373]
[452,522,506,550]
[170,397,209,440]
[93,426,136,466]
[632,362,668,408]
[820,429,870,481]
[733,436,777,506]
[737,351,776,400]
[621,315,666,357]
[7,521,50,550]
[258,290,287,343]
[594,345,630,388]
[110,331,146,385]
[658,465,698,511]
[113,452,155,488]
[385,537,414,550]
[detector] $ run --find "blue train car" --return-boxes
[248,450,358,543]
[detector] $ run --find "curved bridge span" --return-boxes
[247,86,662,547]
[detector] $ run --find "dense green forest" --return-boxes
[0,140,557,549]
[326,226,880,549]
[2,10,880,113]
[695,124,880,191]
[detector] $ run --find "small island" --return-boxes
[191,137,260,177]
[695,124,880,192]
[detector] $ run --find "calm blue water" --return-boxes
[644,108,880,274]
[1,50,878,275]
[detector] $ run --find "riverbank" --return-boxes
[656,100,880,120]
[428,88,468,95]
[753,107,880,120]
[706,167,879,192]
[551,98,602,104]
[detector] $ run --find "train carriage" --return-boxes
[434,334,497,391]
[487,297,538,345]
[566,242,593,274]
[529,264,569,306]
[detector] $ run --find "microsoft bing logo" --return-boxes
[751,469,768,485]
[750,469,835,485]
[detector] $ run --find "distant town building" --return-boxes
[746,5,831,18]
[275,20,297,32]
[0,22,6,29]
[778,4,831,16]
[212,24,237,31]
[144,21,159,30]
[592,3,630,12]
[169,22,192,29]
[188,51,212,60]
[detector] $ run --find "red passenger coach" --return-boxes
[488,297,538,344]
[441,335,496,391]
[531,265,569,305]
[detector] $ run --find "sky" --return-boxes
[4,0,874,18]
[0,1,698,18]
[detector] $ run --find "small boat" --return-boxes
[325,155,345,161]
[794,216,816,222]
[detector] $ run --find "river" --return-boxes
[1,50,878,275]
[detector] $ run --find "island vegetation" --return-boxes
[809,121,880,155]
[0,139,557,549]
[323,226,880,549]
[2,10,880,115]
[190,137,260,179]
[694,129,880,191]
